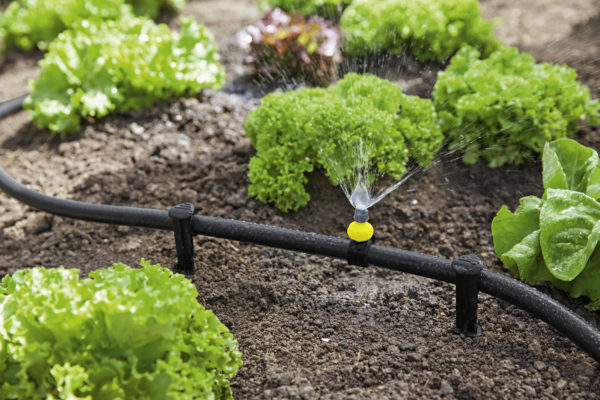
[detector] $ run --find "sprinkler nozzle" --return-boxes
[354,208,369,223]
[348,208,373,242]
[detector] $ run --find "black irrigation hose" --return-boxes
[0,95,172,229]
[192,215,349,259]
[0,94,27,119]
[480,271,600,364]
[0,167,173,230]
[1,96,600,363]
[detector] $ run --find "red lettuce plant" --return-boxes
[237,8,342,86]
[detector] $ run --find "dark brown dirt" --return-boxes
[1,0,600,399]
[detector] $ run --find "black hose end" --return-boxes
[347,239,371,267]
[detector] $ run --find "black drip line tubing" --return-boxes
[0,96,599,364]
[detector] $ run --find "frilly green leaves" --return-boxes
[245,73,443,212]
[259,0,350,17]
[340,0,498,62]
[0,260,242,399]
[0,0,186,51]
[25,16,224,135]
[434,46,599,167]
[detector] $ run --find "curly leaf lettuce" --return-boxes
[434,46,600,167]
[259,0,351,17]
[0,260,242,399]
[0,0,186,51]
[25,16,224,135]
[492,139,600,309]
[340,0,499,62]
[128,0,186,17]
[245,72,442,212]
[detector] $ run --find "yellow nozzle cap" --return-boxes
[347,221,374,242]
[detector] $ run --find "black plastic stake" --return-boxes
[452,254,483,337]
[169,203,195,273]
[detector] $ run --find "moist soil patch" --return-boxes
[1,0,600,398]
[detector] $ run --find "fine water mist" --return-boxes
[321,138,418,213]
[320,134,489,216]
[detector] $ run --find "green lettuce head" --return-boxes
[0,260,242,399]
[492,139,600,310]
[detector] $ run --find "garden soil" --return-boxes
[1,0,600,398]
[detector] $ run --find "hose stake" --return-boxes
[169,203,195,274]
[452,254,483,337]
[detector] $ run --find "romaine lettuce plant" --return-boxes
[237,8,342,86]
[25,16,224,135]
[0,260,242,399]
[340,0,499,62]
[434,46,600,167]
[259,0,351,18]
[492,139,600,310]
[0,0,185,51]
[245,72,443,212]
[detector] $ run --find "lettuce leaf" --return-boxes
[491,196,548,284]
[259,0,351,17]
[245,73,442,212]
[540,189,600,281]
[434,46,600,167]
[542,138,600,198]
[0,261,242,399]
[25,15,224,135]
[237,8,342,86]
[492,139,600,309]
[0,0,185,51]
[340,0,499,62]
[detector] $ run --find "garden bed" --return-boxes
[0,0,599,398]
